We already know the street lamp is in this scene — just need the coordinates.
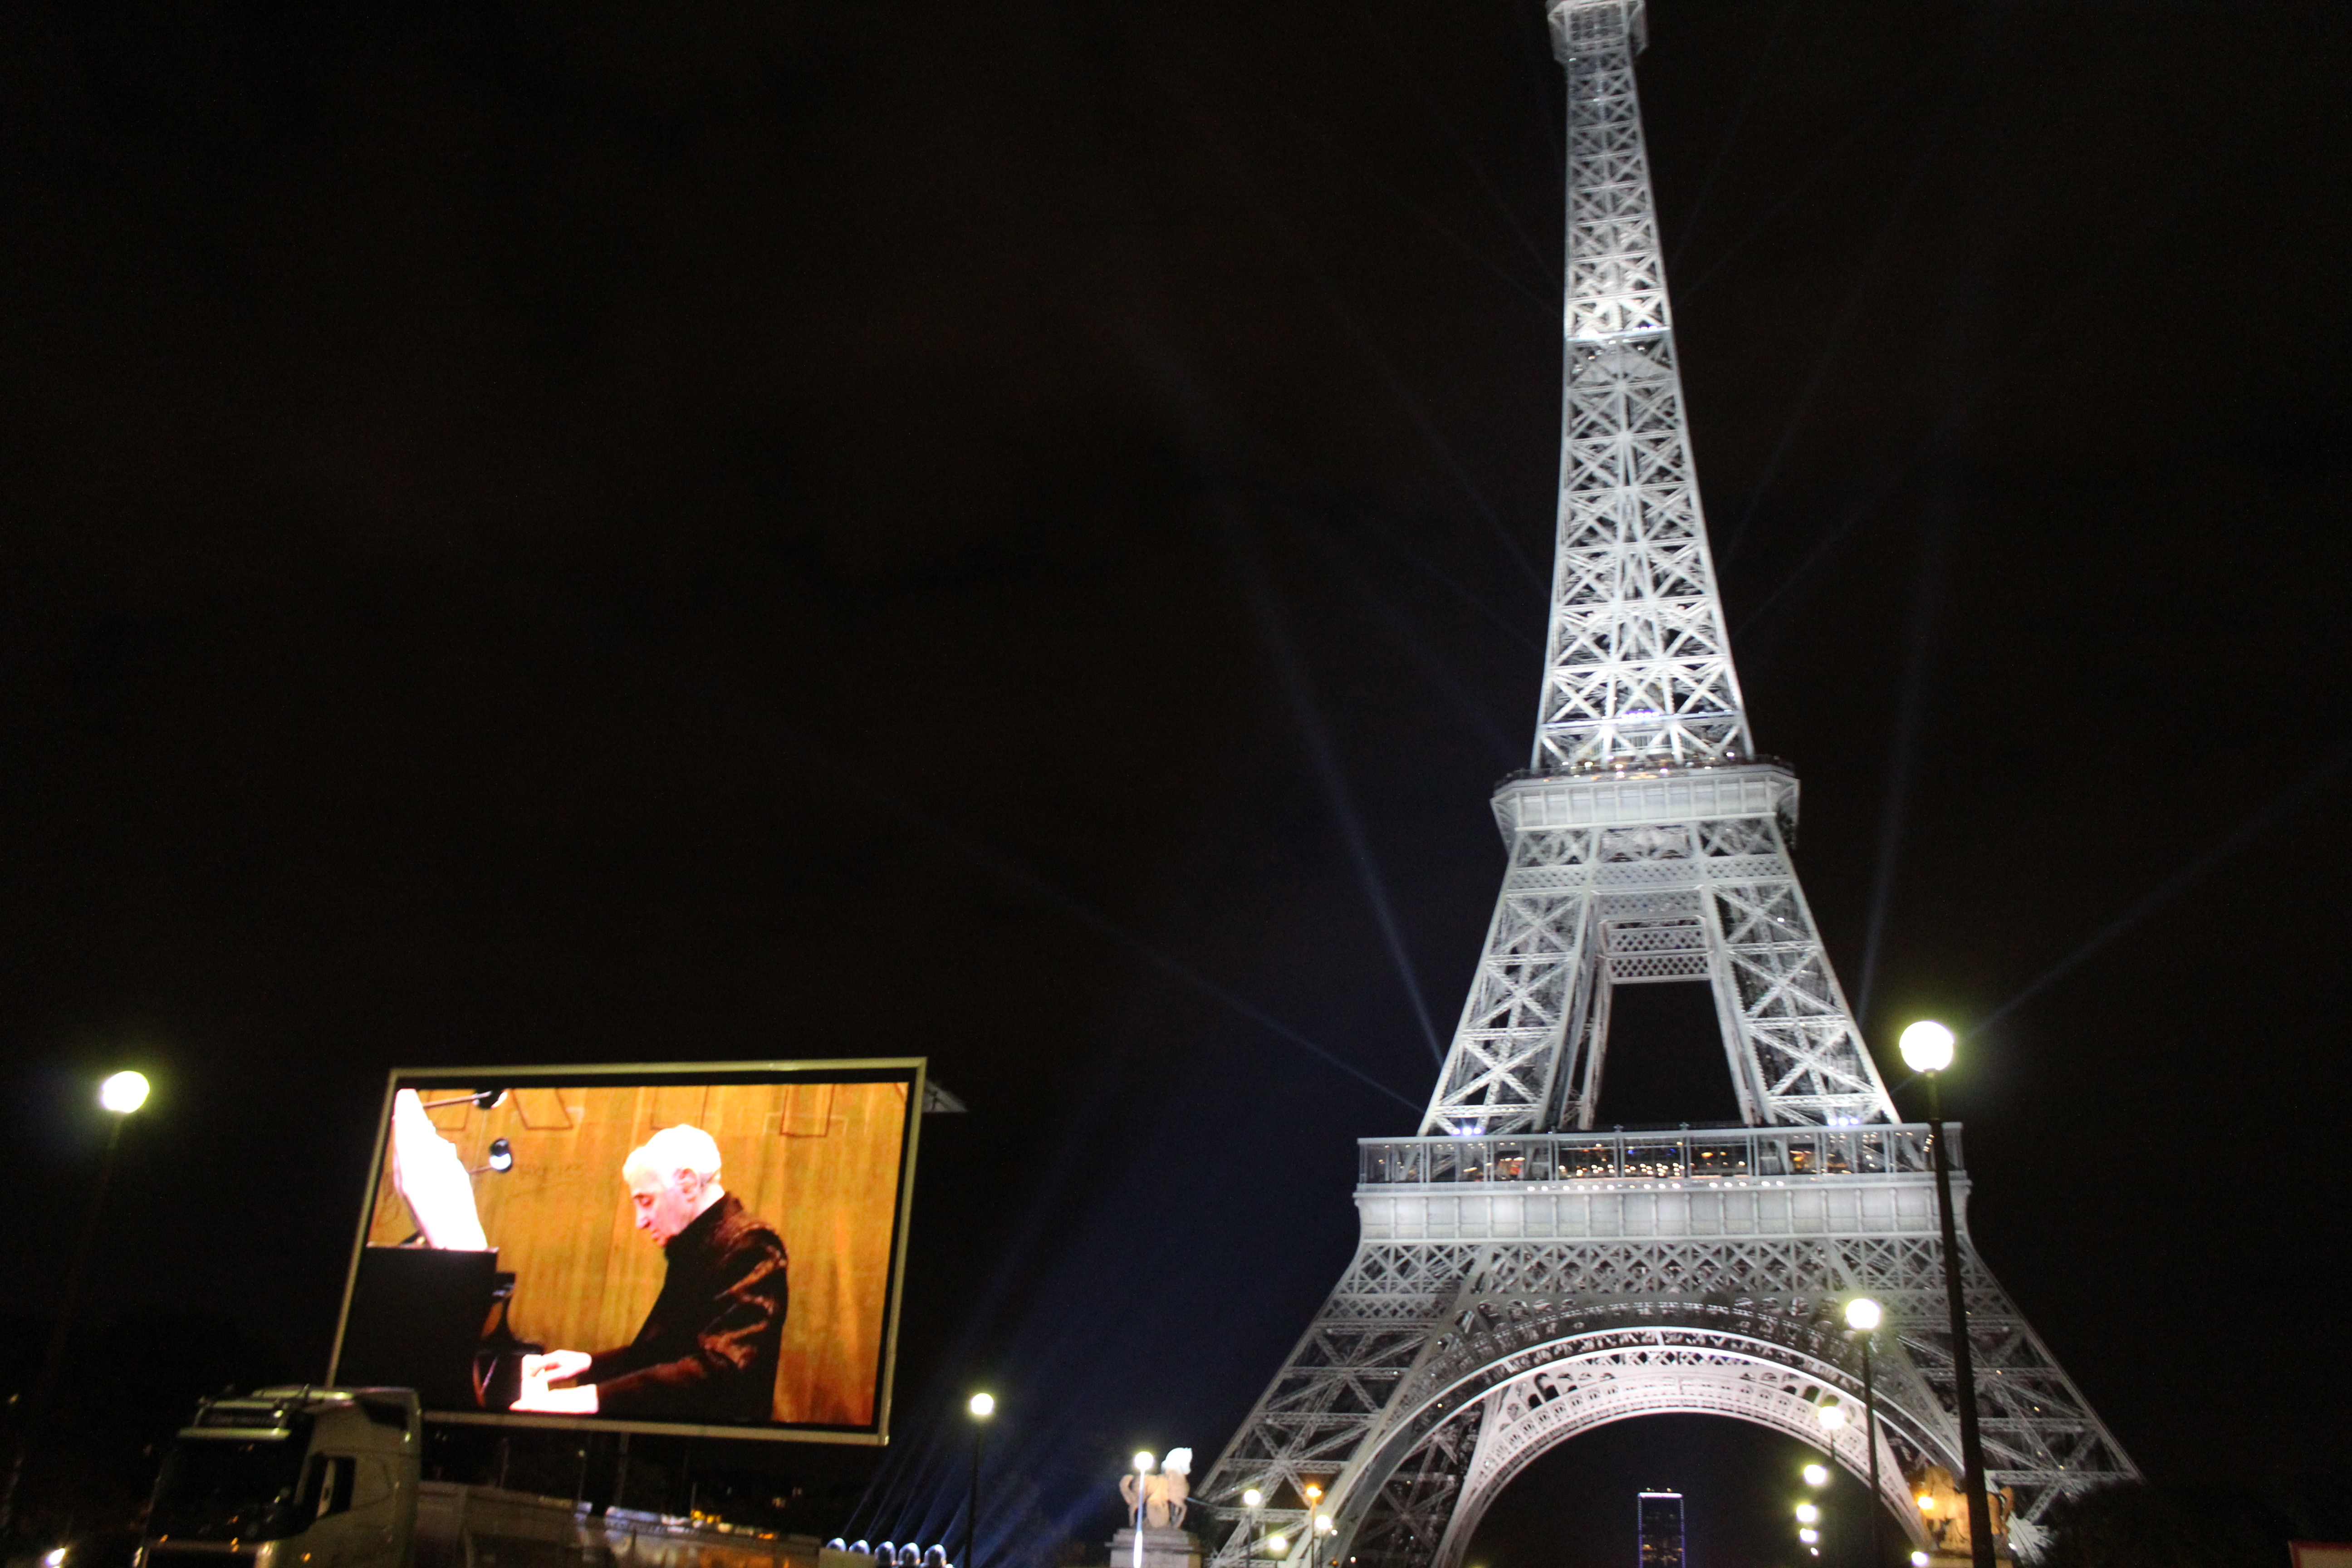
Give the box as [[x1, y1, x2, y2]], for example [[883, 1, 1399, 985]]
[[1241, 1489, 1264, 1568], [1131, 1454, 1156, 1568], [1900, 1020, 1996, 1568], [1802, 1464, 1829, 1489], [964, 1394, 994, 1568], [1847, 1296, 1885, 1568], [1300, 1483, 1324, 1568], [0, 1069, 152, 1533]]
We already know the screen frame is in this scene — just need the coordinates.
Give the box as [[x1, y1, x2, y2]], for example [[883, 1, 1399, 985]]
[[327, 1058, 927, 1446]]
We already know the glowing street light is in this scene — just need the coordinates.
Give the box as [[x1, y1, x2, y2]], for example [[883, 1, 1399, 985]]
[[1898, 1020, 1955, 1073], [1817, 1401, 1848, 1431], [99, 1071, 150, 1114], [1801, 1464, 1829, 1489], [1798, 1528, 1819, 1544], [1795, 1504, 1820, 1525], [1901, 1018, 1995, 1568], [1912, 1554, 1931, 1567]]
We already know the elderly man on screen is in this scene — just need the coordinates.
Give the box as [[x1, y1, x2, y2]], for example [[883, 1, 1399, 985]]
[[512, 1124, 789, 1421]]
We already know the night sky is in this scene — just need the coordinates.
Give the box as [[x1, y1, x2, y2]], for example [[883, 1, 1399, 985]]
[[4, 0, 2349, 1563]]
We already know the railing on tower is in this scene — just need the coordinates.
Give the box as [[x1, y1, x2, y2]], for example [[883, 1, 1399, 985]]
[[1361, 1123, 1956, 1185]]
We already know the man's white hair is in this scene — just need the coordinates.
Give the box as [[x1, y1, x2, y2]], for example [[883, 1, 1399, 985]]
[[623, 1123, 723, 1184]]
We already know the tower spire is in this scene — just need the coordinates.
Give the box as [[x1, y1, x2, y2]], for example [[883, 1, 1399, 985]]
[[1538, 0, 1748, 771]]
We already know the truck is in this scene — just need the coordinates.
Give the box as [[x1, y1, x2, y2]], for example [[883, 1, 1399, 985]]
[[136, 1388, 421, 1568], [134, 1389, 828, 1568]]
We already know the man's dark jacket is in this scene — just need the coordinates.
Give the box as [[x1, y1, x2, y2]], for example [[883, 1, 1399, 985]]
[[585, 1192, 788, 1421]]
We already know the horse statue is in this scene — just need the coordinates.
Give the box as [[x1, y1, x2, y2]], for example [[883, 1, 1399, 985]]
[[1119, 1449, 1192, 1529]]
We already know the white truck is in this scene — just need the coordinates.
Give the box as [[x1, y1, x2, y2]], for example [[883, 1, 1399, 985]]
[[134, 1388, 823, 1568], [136, 1388, 421, 1568]]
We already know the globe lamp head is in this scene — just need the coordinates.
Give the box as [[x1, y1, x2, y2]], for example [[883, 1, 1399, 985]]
[[1801, 1464, 1829, 1488], [968, 1392, 995, 1419], [1845, 1297, 1882, 1332], [1795, 1504, 1819, 1524], [1243, 1490, 1264, 1509], [1898, 1020, 1955, 1073], [99, 1071, 150, 1114], [1134, 1452, 1155, 1474], [1817, 1402, 1848, 1431]]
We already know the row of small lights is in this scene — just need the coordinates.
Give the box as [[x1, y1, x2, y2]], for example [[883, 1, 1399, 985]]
[[1797, 1446, 1930, 1567]]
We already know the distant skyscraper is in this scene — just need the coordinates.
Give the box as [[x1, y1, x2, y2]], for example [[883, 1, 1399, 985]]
[[1636, 1493, 1684, 1568]]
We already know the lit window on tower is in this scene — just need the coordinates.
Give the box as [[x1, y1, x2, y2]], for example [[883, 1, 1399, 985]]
[[1637, 1492, 1685, 1568]]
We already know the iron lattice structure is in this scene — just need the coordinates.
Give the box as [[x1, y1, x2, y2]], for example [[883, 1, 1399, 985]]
[[1196, 3, 2135, 1563]]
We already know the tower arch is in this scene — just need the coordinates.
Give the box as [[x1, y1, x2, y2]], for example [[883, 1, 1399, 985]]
[[1338, 1329, 1935, 1568]]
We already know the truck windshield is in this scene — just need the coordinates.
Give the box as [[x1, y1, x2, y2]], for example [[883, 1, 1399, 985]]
[[148, 1427, 316, 1542]]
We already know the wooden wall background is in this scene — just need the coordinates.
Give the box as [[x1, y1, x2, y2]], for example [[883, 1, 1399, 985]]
[[363, 1081, 909, 1426]]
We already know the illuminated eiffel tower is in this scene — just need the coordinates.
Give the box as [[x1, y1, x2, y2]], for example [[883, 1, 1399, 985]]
[[1196, 3, 2134, 1562]]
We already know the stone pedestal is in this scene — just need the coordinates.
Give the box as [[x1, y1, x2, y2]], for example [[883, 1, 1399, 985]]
[[1108, 1528, 1201, 1568]]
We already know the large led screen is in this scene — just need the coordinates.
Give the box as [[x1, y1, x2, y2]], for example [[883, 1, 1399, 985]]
[[329, 1062, 924, 1443]]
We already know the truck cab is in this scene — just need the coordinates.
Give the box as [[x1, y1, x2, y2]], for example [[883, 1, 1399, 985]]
[[138, 1389, 421, 1568]]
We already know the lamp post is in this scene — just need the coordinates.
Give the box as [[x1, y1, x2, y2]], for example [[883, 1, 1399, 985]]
[[1131, 1453, 1156, 1568], [1901, 1021, 1995, 1568], [1241, 1489, 1264, 1568], [0, 1071, 151, 1534], [1846, 1297, 1884, 1568], [964, 1394, 994, 1568]]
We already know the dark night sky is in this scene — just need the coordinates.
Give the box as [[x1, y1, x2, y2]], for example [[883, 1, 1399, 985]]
[[4, 0, 2350, 1562]]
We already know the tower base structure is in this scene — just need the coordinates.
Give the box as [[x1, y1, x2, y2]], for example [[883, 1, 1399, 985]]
[[1196, 1125, 2131, 1566]]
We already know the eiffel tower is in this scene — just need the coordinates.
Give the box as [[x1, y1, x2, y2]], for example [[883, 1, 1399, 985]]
[[1196, 3, 2135, 1562]]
